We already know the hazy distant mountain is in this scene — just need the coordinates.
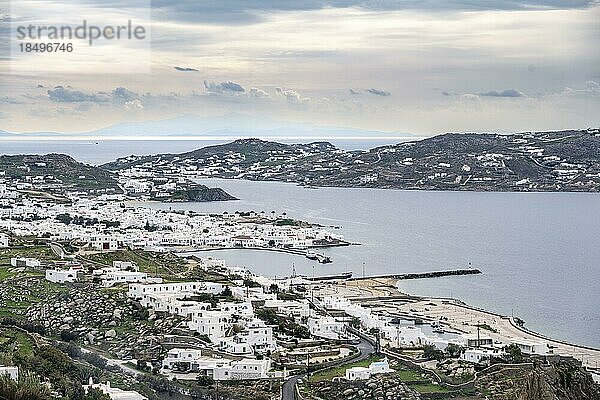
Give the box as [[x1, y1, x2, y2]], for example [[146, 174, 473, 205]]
[[0, 113, 410, 139]]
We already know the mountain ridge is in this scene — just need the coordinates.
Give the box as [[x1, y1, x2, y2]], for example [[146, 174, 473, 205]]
[[101, 129, 600, 192]]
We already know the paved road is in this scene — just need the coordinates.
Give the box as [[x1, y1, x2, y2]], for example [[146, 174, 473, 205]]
[[281, 337, 375, 400], [49, 242, 66, 259]]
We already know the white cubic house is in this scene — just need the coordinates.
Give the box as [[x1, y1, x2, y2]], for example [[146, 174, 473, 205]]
[[45, 268, 79, 283], [0, 366, 18, 381], [345, 358, 393, 381], [0, 234, 8, 248], [11, 257, 41, 268]]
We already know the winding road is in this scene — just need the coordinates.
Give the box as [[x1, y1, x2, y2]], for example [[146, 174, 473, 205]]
[[281, 337, 375, 400]]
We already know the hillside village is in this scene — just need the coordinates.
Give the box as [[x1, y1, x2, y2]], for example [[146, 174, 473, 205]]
[[104, 129, 600, 192], [1, 132, 600, 400]]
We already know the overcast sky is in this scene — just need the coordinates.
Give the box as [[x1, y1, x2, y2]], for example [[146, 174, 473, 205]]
[[0, 0, 599, 135]]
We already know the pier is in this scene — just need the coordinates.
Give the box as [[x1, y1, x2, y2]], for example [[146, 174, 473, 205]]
[[347, 268, 482, 281]]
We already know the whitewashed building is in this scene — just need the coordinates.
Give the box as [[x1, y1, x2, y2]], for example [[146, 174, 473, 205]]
[[113, 261, 139, 271], [11, 257, 41, 268], [162, 348, 271, 381], [128, 281, 224, 299], [307, 316, 345, 340], [90, 235, 122, 251], [83, 380, 146, 400], [0, 366, 18, 381], [345, 358, 393, 381], [102, 270, 158, 287], [45, 268, 79, 283], [188, 310, 232, 341], [461, 348, 504, 365], [513, 339, 551, 355], [0, 234, 8, 248]]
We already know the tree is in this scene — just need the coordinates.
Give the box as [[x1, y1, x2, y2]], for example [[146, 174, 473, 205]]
[[349, 317, 361, 329], [137, 359, 150, 372], [82, 388, 111, 400], [503, 344, 524, 363], [423, 344, 444, 361], [0, 374, 51, 400], [220, 286, 233, 298], [60, 330, 78, 342], [446, 343, 463, 358], [196, 375, 214, 386], [269, 283, 279, 293], [243, 278, 260, 288]]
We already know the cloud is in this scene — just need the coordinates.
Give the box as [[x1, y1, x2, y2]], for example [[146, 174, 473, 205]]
[[47, 87, 109, 103], [204, 80, 245, 94], [174, 66, 198, 72], [585, 80, 600, 91], [125, 99, 144, 110], [349, 88, 360, 95], [0, 96, 23, 104], [111, 87, 139, 102], [460, 93, 482, 101], [47, 86, 142, 105], [249, 87, 270, 97], [366, 88, 391, 96], [478, 89, 525, 97], [276, 87, 310, 104], [149, 1, 597, 24]]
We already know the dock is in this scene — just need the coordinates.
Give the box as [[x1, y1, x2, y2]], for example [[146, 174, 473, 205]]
[[347, 268, 481, 281]]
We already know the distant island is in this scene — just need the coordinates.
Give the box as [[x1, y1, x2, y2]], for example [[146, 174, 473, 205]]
[[103, 129, 600, 192]]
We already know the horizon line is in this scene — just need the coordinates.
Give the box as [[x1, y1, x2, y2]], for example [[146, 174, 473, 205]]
[[0, 135, 432, 142]]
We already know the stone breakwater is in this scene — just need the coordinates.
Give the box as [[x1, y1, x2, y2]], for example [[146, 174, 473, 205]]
[[347, 269, 482, 281]]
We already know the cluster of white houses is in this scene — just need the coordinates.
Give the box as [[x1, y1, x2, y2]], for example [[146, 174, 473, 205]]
[[127, 278, 300, 381], [44, 260, 163, 286], [320, 295, 553, 365], [0, 195, 342, 253], [161, 348, 273, 380]]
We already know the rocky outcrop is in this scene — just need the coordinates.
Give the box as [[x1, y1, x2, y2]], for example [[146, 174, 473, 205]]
[[165, 185, 238, 202], [305, 374, 421, 400], [24, 282, 183, 360], [475, 357, 600, 400]]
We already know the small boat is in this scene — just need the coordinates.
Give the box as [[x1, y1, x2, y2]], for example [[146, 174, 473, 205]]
[[317, 255, 332, 264], [306, 250, 318, 260]]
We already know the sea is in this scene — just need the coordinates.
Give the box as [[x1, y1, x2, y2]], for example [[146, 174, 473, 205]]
[[2, 139, 599, 348]]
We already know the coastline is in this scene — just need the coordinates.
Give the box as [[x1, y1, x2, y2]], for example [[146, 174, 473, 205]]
[[176, 243, 600, 369], [325, 277, 600, 372]]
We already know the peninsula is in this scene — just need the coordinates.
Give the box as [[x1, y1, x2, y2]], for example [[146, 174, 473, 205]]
[[103, 129, 600, 192]]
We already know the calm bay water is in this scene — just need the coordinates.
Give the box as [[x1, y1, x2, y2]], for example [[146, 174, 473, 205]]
[[146, 179, 600, 348], [2, 140, 599, 347]]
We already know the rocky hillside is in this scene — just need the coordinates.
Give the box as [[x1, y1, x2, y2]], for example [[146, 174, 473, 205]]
[[103, 129, 600, 192], [475, 357, 600, 400], [0, 153, 120, 193], [156, 184, 238, 202]]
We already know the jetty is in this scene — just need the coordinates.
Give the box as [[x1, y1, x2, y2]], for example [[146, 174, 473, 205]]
[[303, 271, 353, 281], [347, 268, 481, 281]]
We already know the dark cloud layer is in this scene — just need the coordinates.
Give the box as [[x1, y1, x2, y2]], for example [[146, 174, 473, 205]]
[[47, 86, 140, 103], [204, 80, 245, 93], [145, 1, 598, 23], [174, 66, 198, 72], [367, 88, 391, 96], [479, 89, 525, 97]]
